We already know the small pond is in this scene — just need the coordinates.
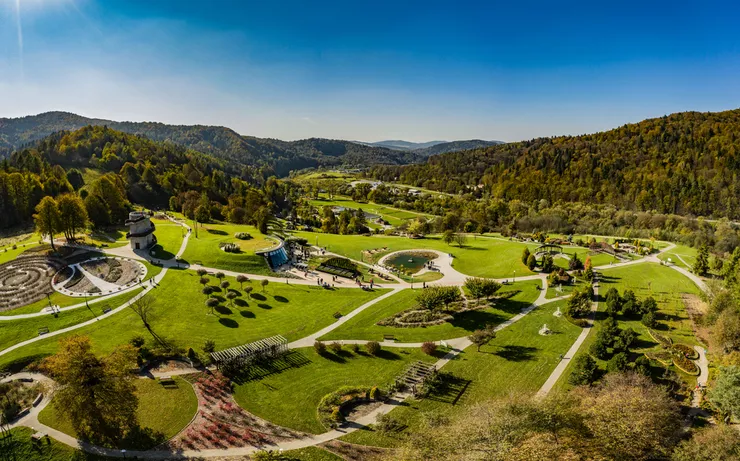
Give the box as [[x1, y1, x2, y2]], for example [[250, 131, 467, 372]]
[[386, 252, 436, 274]]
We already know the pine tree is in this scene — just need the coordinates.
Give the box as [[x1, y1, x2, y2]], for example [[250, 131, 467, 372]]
[[694, 244, 710, 276]]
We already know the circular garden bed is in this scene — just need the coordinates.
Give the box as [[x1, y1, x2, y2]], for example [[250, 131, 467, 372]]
[[0, 256, 66, 312]]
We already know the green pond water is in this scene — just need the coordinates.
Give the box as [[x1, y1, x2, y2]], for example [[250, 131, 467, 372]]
[[386, 253, 434, 273]]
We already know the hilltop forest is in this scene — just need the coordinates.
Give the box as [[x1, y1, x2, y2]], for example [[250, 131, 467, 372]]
[[370, 110, 740, 219]]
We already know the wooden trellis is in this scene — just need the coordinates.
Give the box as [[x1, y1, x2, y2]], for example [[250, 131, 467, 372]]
[[210, 335, 288, 369], [395, 361, 437, 396]]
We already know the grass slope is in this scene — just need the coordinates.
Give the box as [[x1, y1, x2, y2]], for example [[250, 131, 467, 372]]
[[181, 221, 275, 274], [232, 346, 436, 434], [552, 262, 703, 392], [0, 270, 386, 369], [321, 280, 541, 343], [340, 299, 580, 447], [39, 376, 197, 449]]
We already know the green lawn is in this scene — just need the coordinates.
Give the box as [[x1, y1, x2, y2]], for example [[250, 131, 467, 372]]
[[658, 244, 698, 271], [0, 270, 387, 369], [3, 427, 114, 460], [340, 298, 580, 448], [546, 278, 587, 299], [309, 195, 434, 227], [283, 447, 343, 460], [297, 232, 541, 279], [149, 218, 186, 260], [321, 280, 541, 343], [180, 221, 276, 274], [232, 346, 436, 434], [0, 289, 144, 353], [552, 262, 703, 392], [39, 376, 197, 449]]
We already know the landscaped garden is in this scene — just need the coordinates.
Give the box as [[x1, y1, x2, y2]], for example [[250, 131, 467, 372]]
[[339, 299, 581, 448], [148, 217, 186, 260], [39, 375, 198, 449], [180, 221, 277, 274], [321, 280, 541, 343], [232, 346, 437, 434], [553, 262, 703, 392], [0, 269, 388, 370]]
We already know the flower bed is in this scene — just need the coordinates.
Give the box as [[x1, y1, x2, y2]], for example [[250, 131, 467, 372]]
[[671, 353, 700, 375], [647, 329, 673, 347], [672, 343, 699, 360], [317, 386, 382, 429], [645, 351, 673, 366]]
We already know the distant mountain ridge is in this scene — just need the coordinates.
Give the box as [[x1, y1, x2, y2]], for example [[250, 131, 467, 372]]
[[360, 139, 504, 156], [0, 112, 422, 176]]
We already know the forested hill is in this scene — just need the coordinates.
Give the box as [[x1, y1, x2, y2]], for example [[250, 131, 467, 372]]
[[411, 139, 503, 157], [1, 125, 302, 231], [0, 112, 420, 176], [369, 109, 740, 218]]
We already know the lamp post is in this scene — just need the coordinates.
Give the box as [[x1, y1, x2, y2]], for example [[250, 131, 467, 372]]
[[513, 270, 516, 283], [121, 449, 126, 459]]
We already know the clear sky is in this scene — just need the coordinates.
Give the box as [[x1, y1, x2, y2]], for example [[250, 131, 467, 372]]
[[1, 0, 739, 142]]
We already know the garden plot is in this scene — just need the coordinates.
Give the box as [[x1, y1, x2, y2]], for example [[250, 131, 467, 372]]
[[55, 257, 147, 297], [0, 256, 66, 312]]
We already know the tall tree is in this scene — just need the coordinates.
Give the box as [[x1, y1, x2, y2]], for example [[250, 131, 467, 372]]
[[41, 336, 139, 446], [694, 244, 710, 276], [33, 196, 61, 250], [56, 193, 88, 241]]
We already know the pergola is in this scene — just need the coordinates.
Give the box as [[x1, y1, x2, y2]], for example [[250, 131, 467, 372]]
[[395, 361, 437, 396], [210, 335, 288, 369], [535, 243, 563, 255]]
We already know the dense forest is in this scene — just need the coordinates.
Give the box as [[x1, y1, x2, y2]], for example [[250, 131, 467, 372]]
[[0, 126, 300, 232], [369, 109, 740, 218], [0, 112, 421, 177]]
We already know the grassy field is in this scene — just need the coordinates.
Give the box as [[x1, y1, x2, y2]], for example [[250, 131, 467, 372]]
[[309, 195, 434, 227], [149, 218, 186, 260], [298, 232, 542, 279], [39, 376, 198, 449], [0, 270, 387, 369], [552, 262, 703, 392], [4, 427, 114, 460], [232, 346, 437, 434], [181, 221, 276, 274], [0, 288, 144, 353], [340, 298, 580, 447], [657, 244, 698, 270], [283, 447, 343, 460], [321, 280, 541, 343]]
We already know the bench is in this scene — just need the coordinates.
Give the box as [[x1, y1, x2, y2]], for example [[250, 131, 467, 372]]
[[38, 327, 49, 336], [102, 307, 112, 314], [159, 376, 175, 385], [333, 311, 343, 319], [383, 335, 396, 342]]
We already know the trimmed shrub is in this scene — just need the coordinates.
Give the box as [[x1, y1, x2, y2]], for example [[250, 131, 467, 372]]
[[351, 344, 360, 354], [365, 341, 381, 355], [203, 339, 216, 353], [329, 342, 342, 353], [421, 341, 437, 356], [234, 232, 252, 240], [314, 341, 327, 355]]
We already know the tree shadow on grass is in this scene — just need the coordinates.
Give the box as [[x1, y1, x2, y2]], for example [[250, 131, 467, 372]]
[[120, 425, 166, 450], [227, 351, 312, 384], [206, 229, 228, 235], [493, 345, 538, 362], [374, 349, 401, 360], [320, 352, 347, 363], [234, 298, 248, 307], [240, 310, 255, 318], [426, 374, 471, 406], [274, 295, 289, 303], [491, 298, 533, 315], [215, 305, 233, 315], [251, 293, 266, 301], [257, 303, 272, 309], [219, 318, 239, 328], [449, 310, 507, 332]]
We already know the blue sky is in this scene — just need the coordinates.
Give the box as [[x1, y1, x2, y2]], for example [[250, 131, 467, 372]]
[[0, 0, 739, 141]]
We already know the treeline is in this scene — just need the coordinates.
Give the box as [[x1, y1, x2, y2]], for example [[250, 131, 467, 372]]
[[369, 109, 740, 219], [1, 126, 302, 232]]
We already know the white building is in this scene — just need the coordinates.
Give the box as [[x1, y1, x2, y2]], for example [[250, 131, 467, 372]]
[[125, 211, 155, 250]]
